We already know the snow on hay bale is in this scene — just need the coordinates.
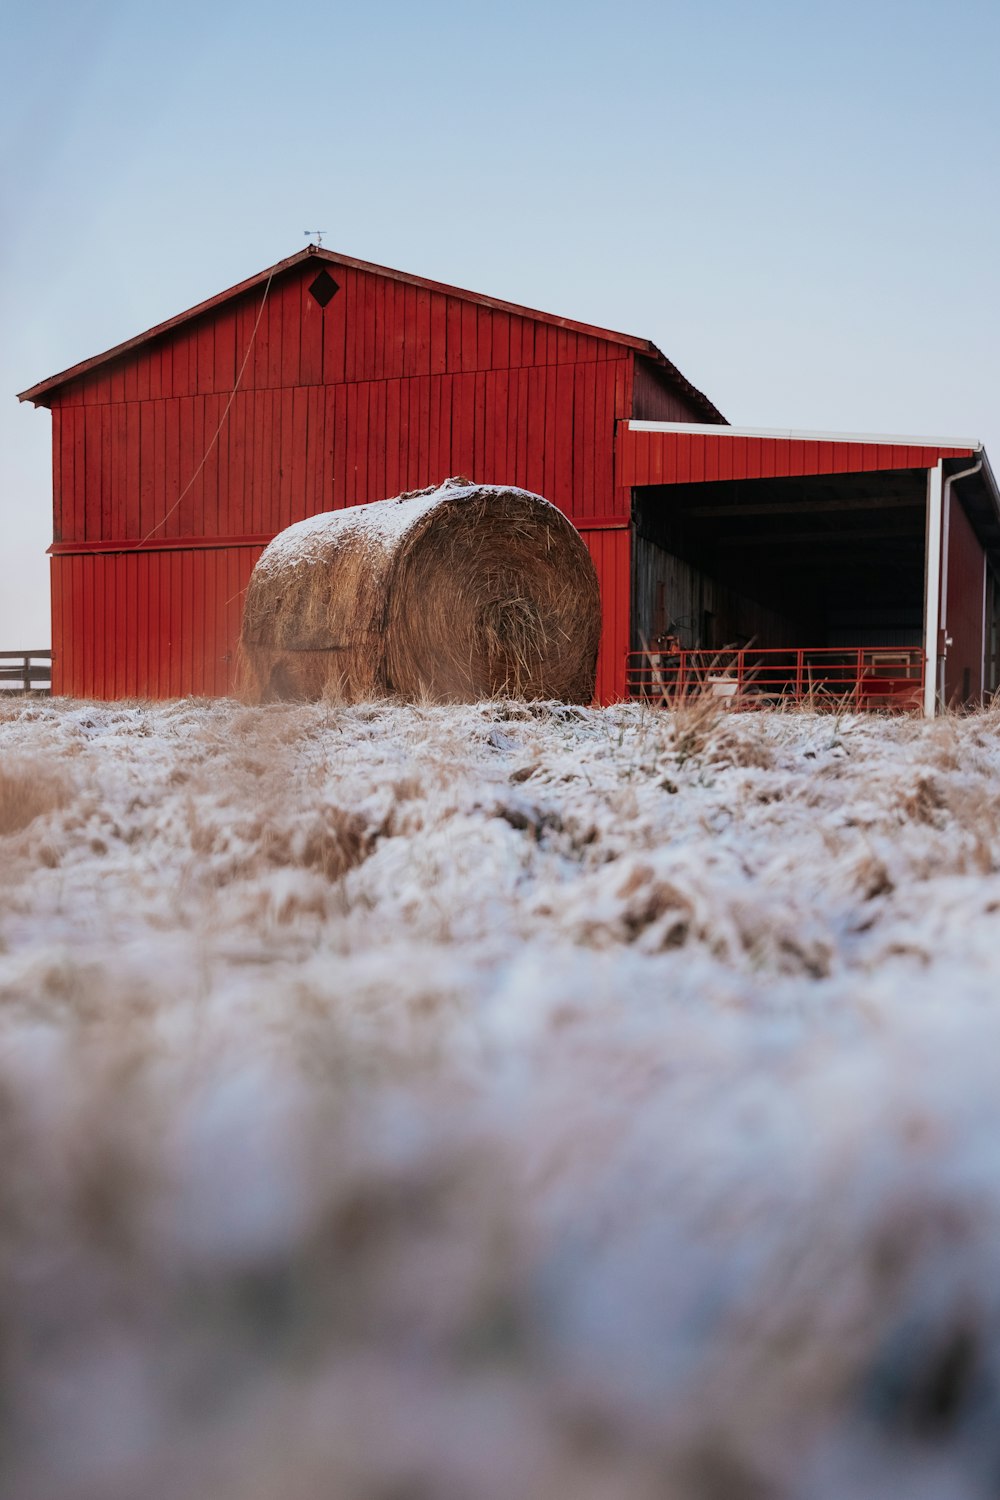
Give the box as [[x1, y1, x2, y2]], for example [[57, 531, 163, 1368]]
[[239, 478, 602, 704]]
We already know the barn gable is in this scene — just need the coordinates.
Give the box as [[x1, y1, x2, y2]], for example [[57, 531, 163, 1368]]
[[21, 248, 722, 551], [19, 247, 722, 420]]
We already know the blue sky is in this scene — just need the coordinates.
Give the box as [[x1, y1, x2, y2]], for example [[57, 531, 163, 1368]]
[[3, 0, 998, 645]]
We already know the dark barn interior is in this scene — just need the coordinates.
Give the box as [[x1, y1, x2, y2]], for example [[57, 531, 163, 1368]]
[[632, 469, 930, 653]]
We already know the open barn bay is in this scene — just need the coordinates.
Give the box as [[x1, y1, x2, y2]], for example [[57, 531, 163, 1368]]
[[2, 697, 1000, 1499]]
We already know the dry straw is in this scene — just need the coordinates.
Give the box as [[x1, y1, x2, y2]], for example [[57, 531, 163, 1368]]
[[239, 478, 602, 704]]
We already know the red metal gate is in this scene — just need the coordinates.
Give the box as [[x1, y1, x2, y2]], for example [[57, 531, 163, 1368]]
[[626, 646, 924, 711]]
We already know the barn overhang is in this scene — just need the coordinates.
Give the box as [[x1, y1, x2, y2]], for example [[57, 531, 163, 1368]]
[[618, 421, 1000, 715], [618, 417, 1000, 573], [620, 419, 979, 493]]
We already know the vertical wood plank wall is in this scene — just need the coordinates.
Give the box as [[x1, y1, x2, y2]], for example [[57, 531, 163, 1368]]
[[50, 547, 263, 698], [46, 262, 716, 702], [630, 533, 800, 653], [581, 529, 631, 703], [632, 357, 705, 423], [51, 266, 643, 544], [48, 263, 708, 702]]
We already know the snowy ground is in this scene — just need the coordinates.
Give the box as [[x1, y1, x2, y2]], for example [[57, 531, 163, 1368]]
[[2, 695, 1000, 1499]]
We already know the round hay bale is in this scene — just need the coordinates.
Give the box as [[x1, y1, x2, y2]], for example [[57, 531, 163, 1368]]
[[239, 478, 601, 704]]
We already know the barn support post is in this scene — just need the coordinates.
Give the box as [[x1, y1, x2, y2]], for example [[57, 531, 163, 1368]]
[[925, 455, 985, 714], [981, 549, 988, 702], [924, 462, 944, 718], [939, 457, 984, 710]]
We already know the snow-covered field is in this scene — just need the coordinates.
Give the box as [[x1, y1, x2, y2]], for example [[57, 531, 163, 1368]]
[[2, 695, 1000, 1499]]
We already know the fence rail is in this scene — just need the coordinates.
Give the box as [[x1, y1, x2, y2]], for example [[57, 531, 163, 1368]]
[[0, 651, 53, 695], [626, 646, 924, 712]]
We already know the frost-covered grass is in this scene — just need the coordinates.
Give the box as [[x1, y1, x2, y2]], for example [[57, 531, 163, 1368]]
[[2, 695, 1000, 1499]]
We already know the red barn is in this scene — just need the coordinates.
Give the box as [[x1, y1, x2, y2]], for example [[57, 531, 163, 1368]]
[[18, 245, 1000, 711]]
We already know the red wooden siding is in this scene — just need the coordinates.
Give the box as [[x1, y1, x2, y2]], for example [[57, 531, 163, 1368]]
[[582, 528, 631, 703], [52, 364, 630, 542], [619, 424, 975, 488], [943, 493, 986, 706], [44, 258, 665, 702], [52, 532, 628, 705], [50, 546, 262, 699], [50, 259, 641, 544], [56, 267, 626, 408], [632, 358, 711, 423]]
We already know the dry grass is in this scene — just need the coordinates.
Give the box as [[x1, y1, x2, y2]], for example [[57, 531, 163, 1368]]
[[0, 698, 1000, 1498], [0, 756, 70, 835]]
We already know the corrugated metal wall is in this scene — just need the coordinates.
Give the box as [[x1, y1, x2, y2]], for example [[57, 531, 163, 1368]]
[[943, 494, 986, 706]]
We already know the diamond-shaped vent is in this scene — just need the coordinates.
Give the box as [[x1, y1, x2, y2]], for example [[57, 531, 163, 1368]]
[[308, 269, 340, 308]]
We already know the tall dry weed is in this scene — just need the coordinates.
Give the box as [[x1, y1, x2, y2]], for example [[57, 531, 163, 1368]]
[[0, 758, 69, 836], [669, 689, 726, 766]]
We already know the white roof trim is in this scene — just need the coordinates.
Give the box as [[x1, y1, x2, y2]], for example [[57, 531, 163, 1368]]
[[627, 419, 981, 451]]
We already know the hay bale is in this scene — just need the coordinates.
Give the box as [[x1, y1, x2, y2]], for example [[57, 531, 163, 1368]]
[[239, 478, 602, 704]]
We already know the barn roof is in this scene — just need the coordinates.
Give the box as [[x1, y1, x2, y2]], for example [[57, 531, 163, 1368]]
[[17, 246, 725, 421]]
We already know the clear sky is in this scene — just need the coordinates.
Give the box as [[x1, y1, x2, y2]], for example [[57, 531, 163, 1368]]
[[2, 0, 998, 646]]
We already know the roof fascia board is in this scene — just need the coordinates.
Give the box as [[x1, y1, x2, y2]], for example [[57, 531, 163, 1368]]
[[627, 418, 980, 451]]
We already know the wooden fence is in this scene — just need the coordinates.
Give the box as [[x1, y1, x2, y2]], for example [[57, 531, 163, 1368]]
[[0, 651, 52, 694]]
